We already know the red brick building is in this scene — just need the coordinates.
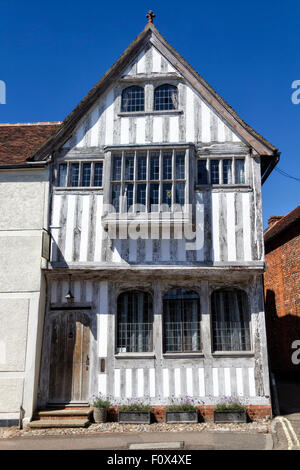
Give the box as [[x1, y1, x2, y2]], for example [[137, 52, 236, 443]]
[[264, 206, 300, 373]]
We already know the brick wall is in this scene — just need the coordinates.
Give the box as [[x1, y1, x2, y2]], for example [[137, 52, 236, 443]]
[[264, 220, 300, 371]]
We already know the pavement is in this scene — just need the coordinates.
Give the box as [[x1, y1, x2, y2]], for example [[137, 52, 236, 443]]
[[1, 413, 300, 450], [272, 414, 300, 450], [0, 430, 273, 451]]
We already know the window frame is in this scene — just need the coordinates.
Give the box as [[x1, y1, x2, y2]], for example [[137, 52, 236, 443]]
[[115, 290, 154, 355], [121, 85, 145, 113], [154, 84, 178, 111], [196, 156, 248, 187], [210, 288, 253, 354], [56, 160, 104, 189], [109, 147, 190, 214], [162, 288, 202, 354]]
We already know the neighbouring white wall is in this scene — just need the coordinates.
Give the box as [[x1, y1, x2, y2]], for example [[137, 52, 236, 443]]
[[0, 168, 49, 424]]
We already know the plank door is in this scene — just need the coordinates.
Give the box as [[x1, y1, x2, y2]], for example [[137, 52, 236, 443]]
[[48, 311, 91, 403]]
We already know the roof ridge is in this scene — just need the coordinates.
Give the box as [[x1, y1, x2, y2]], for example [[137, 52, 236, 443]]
[[0, 122, 62, 127]]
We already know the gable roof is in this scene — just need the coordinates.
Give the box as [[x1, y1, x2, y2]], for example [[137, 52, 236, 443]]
[[26, 23, 279, 180], [0, 122, 61, 166], [265, 205, 300, 245]]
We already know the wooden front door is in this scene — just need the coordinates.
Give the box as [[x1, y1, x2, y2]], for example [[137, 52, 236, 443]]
[[48, 311, 91, 403]]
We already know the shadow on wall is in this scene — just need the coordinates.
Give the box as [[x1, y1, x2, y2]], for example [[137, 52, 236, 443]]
[[265, 289, 300, 414]]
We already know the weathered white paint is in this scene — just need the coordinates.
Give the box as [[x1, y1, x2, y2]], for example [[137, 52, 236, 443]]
[[217, 118, 226, 142], [0, 341, 6, 364], [163, 368, 169, 397], [114, 369, 121, 397], [65, 195, 76, 261], [51, 194, 61, 262], [120, 117, 130, 145], [195, 193, 205, 261], [169, 115, 179, 142], [136, 117, 145, 144], [198, 368, 205, 397], [212, 368, 219, 397], [98, 283, 108, 357], [226, 192, 236, 262], [248, 367, 256, 397], [98, 374, 107, 395], [79, 196, 90, 262], [136, 50, 146, 74], [224, 367, 231, 396], [212, 192, 220, 262], [185, 85, 195, 142], [137, 368, 144, 397], [152, 116, 163, 142], [105, 89, 114, 145], [149, 368, 156, 398], [242, 192, 252, 261], [202, 101, 211, 142], [174, 368, 181, 397], [236, 368, 244, 396], [126, 369, 132, 397], [94, 195, 103, 262], [152, 46, 161, 72], [186, 368, 193, 396]]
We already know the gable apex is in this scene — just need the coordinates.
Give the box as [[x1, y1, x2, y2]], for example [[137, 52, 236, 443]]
[[28, 22, 279, 178]]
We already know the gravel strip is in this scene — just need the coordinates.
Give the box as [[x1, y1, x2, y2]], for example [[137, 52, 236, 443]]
[[0, 420, 270, 439]]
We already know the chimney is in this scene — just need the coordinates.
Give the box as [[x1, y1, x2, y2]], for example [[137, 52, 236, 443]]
[[268, 216, 283, 228]]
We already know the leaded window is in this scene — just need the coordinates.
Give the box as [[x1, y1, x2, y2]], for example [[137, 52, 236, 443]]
[[154, 84, 178, 111], [110, 149, 187, 212], [121, 86, 144, 112], [211, 289, 251, 351], [57, 161, 103, 187], [116, 291, 153, 353], [163, 289, 201, 353], [197, 158, 246, 185]]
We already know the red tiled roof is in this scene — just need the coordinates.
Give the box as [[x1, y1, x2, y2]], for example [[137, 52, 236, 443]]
[[264, 205, 300, 244], [0, 122, 61, 165]]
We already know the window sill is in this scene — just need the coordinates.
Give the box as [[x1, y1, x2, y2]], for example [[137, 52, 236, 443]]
[[102, 212, 192, 230], [163, 352, 204, 359], [212, 351, 254, 357], [54, 186, 103, 191], [115, 353, 156, 359], [195, 184, 251, 191], [118, 110, 183, 117]]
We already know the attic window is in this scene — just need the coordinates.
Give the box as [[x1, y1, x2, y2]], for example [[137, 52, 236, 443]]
[[154, 84, 178, 111], [121, 86, 144, 112]]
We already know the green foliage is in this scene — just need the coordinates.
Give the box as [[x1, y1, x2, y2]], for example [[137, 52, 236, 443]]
[[166, 403, 196, 412], [215, 399, 245, 412], [90, 394, 111, 409], [119, 402, 151, 412]]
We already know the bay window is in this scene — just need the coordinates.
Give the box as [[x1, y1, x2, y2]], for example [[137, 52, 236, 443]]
[[110, 148, 188, 213]]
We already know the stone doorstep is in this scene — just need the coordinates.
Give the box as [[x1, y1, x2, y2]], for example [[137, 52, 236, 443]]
[[35, 408, 93, 419], [35, 409, 92, 419], [28, 419, 90, 429]]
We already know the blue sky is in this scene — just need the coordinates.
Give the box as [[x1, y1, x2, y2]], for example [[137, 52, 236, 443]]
[[0, 0, 299, 227]]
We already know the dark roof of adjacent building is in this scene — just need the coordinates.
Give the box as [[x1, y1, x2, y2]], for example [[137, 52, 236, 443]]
[[264, 205, 300, 244], [0, 122, 61, 166]]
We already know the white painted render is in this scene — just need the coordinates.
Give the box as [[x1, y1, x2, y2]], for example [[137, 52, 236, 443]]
[[0, 169, 48, 424]]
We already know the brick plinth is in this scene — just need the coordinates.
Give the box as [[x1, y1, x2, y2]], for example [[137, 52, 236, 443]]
[[107, 405, 271, 422]]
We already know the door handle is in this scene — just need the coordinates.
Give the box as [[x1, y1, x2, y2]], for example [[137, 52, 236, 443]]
[[86, 355, 89, 371]]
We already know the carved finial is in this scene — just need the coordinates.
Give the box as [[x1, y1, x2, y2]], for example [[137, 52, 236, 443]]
[[146, 10, 155, 24]]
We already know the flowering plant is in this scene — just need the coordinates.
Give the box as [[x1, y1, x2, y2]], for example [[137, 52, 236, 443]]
[[118, 398, 151, 412], [215, 396, 245, 411], [166, 395, 201, 412], [90, 393, 111, 409]]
